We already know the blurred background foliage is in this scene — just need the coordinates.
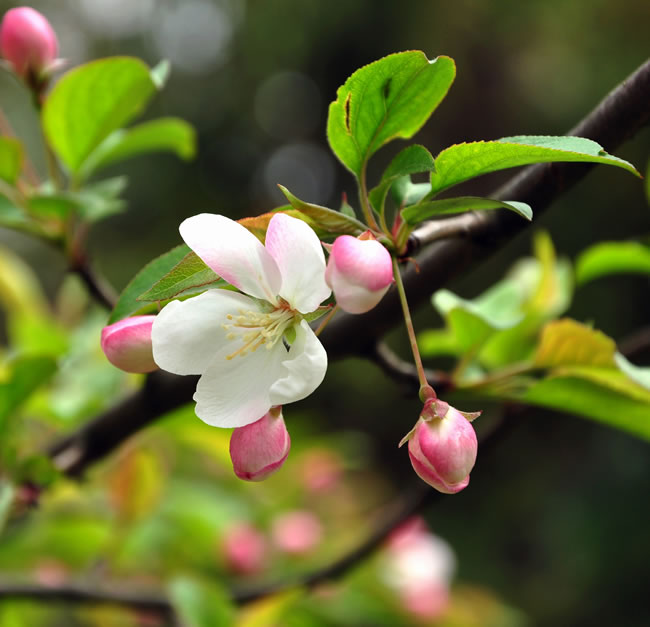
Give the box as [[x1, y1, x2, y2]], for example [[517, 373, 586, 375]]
[[0, 0, 649, 625]]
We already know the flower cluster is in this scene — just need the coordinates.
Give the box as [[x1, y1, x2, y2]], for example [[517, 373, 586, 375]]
[[101, 211, 479, 490]]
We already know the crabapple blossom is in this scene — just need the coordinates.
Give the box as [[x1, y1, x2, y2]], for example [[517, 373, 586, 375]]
[[151, 213, 331, 428], [405, 399, 479, 494], [101, 315, 157, 373], [271, 510, 323, 555], [0, 7, 58, 81], [325, 233, 393, 314], [229, 407, 291, 481], [384, 517, 456, 620], [222, 523, 268, 574]]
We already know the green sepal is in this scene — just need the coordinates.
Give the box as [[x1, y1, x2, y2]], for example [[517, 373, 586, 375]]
[[279, 185, 367, 236], [137, 251, 226, 302]]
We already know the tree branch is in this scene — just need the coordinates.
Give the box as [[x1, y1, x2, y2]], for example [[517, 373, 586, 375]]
[[46, 57, 650, 477], [369, 341, 453, 394]]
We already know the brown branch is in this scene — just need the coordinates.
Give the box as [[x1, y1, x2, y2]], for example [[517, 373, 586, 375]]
[[48, 371, 198, 476], [70, 258, 118, 311], [8, 410, 514, 613], [0, 580, 174, 621], [370, 341, 453, 394], [45, 57, 650, 478]]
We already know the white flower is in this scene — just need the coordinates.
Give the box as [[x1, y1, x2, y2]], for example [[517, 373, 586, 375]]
[[151, 213, 331, 428]]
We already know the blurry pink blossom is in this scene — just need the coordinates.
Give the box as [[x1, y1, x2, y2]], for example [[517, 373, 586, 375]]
[[300, 449, 343, 493], [222, 523, 268, 575], [0, 7, 58, 81], [272, 510, 322, 555], [384, 517, 456, 620]]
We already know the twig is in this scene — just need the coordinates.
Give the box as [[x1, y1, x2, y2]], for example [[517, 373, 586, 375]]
[[0, 580, 175, 624], [45, 58, 650, 477], [618, 326, 650, 361], [70, 258, 118, 311], [370, 341, 453, 394], [48, 371, 198, 476], [321, 56, 650, 360]]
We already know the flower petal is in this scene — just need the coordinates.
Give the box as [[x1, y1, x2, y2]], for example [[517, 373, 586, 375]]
[[193, 341, 286, 428], [264, 213, 331, 313], [180, 213, 281, 302], [269, 320, 327, 405], [151, 290, 257, 375]]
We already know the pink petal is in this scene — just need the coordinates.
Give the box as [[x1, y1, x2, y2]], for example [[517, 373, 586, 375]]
[[264, 213, 330, 313]]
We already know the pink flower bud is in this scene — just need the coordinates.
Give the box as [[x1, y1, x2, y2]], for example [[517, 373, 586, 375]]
[[0, 7, 58, 81], [222, 523, 267, 575], [406, 400, 478, 494], [229, 408, 290, 481], [271, 510, 322, 555], [101, 315, 158, 374], [325, 234, 393, 314]]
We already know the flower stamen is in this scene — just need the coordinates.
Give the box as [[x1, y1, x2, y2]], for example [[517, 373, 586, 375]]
[[223, 307, 297, 360]]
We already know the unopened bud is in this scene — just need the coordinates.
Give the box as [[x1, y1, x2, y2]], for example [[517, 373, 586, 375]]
[[406, 400, 478, 494], [325, 234, 393, 314], [229, 408, 290, 481], [0, 7, 58, 83], [101, 315, 157, 373]]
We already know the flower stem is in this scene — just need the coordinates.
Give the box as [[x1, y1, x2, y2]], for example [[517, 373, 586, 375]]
[[392, 257, 435, 402], [314, 305, 339, 337], [358, 163, 381, 232]]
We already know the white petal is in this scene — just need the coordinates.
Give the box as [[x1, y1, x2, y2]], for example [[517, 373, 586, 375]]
[[193, 341, 286, 428], [151, 290, 257, 375], [264, 213, 331, 313], [269, 320, 327, 405], [180, 213, 281, 302]]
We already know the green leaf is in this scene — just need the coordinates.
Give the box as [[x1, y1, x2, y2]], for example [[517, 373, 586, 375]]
[[28, 177, 127, 222], [0, 356, 57, 431], [575, 241, 650, 285], [0, 137, 22, 184], [279, 185, 367, 235], [327, 52, 455, 177], [428, 136, 640, 198], [137, 251, 226, 302], [368, 145, 435, 215], [79, 117, 196, 179], [0, 479, 14, 535], [42, 57, 157, 173], [108, 244, 191, 324], [392, 176, 431, 208], [614, 352, 650, 391], [521, 374, 650, 441], [28, 194, 78, 219], [168, 576, 235, 627], [534, 319, 616, 368], [339, 194, 357, 219], [150, 59, 171, 89], [402, 196, 532, 225]]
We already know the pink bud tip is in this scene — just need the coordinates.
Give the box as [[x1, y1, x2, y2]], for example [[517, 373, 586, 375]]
[[407, 403, 478, 494], [100, 315, 158, 374], [0, 7, 58, 80], [271, 510, 322, 555], [222, 523, 268, 575], [325, 234, 393, 314], [229, 409, 291, 481]]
